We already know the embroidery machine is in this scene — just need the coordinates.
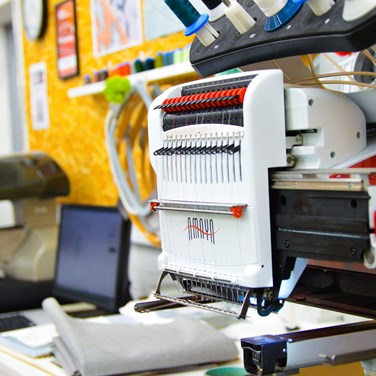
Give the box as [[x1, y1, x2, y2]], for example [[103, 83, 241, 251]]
[[134, 0, 376, 374], [141, 67, 376, 375]]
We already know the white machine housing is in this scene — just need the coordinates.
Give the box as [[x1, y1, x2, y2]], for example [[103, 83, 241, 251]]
[[148, 69, 367, 294]]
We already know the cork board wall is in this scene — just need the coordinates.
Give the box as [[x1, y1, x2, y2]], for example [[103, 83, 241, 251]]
[[23, 0, 193, 206]]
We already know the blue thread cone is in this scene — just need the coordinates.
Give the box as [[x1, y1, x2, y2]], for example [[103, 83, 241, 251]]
[[265, 0, 303, 31]]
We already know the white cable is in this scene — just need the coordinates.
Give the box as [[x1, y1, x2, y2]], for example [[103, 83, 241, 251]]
[[105, 105, 137, 215], [105, 96, 151, 217]]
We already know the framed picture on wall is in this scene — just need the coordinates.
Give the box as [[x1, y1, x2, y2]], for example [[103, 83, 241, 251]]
[[55, 0, 79, 79], [91, 0, 142, 57]]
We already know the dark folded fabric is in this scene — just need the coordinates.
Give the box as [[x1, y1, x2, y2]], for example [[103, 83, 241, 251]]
[[42, 298, 238, 376]]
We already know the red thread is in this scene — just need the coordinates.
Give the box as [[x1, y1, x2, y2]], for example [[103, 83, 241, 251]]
[[183, 225, 217, 237], [160, 88, 247, 113]]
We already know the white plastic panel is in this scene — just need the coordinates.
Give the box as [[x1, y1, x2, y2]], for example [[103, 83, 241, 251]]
[[149, 70, 287, 289]]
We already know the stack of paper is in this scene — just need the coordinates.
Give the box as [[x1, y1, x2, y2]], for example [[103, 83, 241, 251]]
[[0, 324, 56, 358]]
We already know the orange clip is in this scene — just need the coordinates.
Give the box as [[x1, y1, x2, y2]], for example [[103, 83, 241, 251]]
[[150, 202, 160, 212], [230, 206, 244, 219]]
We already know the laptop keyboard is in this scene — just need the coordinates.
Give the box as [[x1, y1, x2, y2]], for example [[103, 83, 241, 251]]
[[0, 312, 35, 333]]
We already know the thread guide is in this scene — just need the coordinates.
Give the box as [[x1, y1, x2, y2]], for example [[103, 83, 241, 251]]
[[190, 0, 376, 77]]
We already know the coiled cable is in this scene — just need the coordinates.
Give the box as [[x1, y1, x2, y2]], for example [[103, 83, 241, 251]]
[[105, 80, 161, 247]]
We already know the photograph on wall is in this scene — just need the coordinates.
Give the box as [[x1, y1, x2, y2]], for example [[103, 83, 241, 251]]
[[29, 62, 50, 130], [144, 0, 207, 40], [55, 0, 79, 79], [91, 0, 142, 57]]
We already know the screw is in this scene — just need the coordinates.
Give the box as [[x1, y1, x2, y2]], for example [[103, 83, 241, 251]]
[[350, 248, 357, 256], [285, 240, 290, 248]]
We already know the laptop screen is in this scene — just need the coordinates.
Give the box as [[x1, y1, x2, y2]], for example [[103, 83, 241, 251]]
[[53, 204, 131, 313]]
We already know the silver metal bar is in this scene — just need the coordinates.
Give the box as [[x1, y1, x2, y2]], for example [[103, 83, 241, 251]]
[[152, 206, 236, 216], [284, 321, 376, 371], [320, 349, 376, 366], [271, 178, 364, 191], [150, 199, 246, 208], [276, 168, 376, 175], [150, 199, 247, 217], [270, 168, 375, 191]]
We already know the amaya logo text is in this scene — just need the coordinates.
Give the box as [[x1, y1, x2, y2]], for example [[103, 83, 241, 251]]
[[185, 217, 217, 244]]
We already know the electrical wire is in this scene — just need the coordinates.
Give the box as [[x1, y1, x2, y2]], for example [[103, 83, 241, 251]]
[[362, 49, 376, 66], [284, 51, 376, 91], [291, 80, 376, 88], [307, 53, 324, 89], [287, 70, 376, 83]]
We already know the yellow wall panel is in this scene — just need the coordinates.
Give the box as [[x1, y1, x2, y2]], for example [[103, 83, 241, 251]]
[[23, 0, 191, 206]]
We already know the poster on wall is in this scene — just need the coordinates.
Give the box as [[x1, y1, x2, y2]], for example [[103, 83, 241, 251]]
[[144, 0, 208, 40], [91, 0, 142, 57], [55, 0, 79, 79], [29, 62, 50, 131]]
